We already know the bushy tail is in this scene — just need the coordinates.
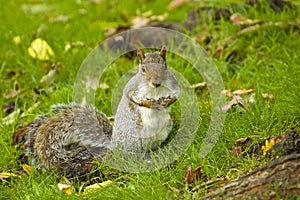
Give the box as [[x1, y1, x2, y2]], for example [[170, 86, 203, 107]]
[[13, 104, 113, 177]]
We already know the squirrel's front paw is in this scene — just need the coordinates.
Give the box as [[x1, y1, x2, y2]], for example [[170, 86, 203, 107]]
[[138, 98, 157, 108], [159, 96, 177, 107]]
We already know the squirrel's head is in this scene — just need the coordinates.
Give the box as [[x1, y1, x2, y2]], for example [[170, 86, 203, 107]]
[[137, 46, 168, 88]]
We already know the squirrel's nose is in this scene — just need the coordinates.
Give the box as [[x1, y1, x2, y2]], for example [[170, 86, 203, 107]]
[[152, 82, 161, 88]]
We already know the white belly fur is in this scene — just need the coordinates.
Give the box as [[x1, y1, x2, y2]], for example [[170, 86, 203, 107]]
[[137, 85, 173, 149]]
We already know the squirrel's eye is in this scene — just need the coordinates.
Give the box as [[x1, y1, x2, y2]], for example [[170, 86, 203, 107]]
[[141, 65, 146, 72]]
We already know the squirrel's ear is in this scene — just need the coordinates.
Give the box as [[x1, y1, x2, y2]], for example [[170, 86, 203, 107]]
[[137, 49, 145, 64], [160, 46, 166, 61]]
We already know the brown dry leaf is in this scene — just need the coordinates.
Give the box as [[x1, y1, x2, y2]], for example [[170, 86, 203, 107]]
[[184, 165, 203, 190], [0, 172, 21, 180], [184, 165, 193, 186], [58, 183, 73, 195], [21, 164, 32, 175], [232, 88, 253, 96], [131, 11, 168, 28], [28, 38, 55, 61], [235, 137, 252, 147], [213, 46, 224, 59], [131, 16, 150, 28], [262, 93, 275, 102], [167, 0, 187, 10], [232, 146, 243, 156], [230, 13, 260, 26], [222, 95, 245, 113], [221, 89, 232, 97]]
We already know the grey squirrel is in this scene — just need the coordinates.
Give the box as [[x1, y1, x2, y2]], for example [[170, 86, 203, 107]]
[[14, 47, 180, 177]]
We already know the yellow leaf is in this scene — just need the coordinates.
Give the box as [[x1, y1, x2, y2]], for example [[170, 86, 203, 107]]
[[13, 36, 22, 45], [261, 138, 275, 155], [28, 38, 55, 60], [0, 172, 21, 180], [58, 183, 73, 195], [22, 164, 32, 175], [83, 181, 112, 194]]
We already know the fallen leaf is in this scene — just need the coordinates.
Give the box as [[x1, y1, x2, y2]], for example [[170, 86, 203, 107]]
[[189, 82, 206, 90], [84, 181, 112, 194], [235, 137, 252, 147], [0, 172, 21, 180], [167, 0, 187, 10], [28, 38, 55, 61], [13, 36, 22, 45], [184, 165, 193, 189], [232, 146, 243, 156], [213, 46, 224, 58], [184, 165, 203, 190], [40, 64, 57, 86], [58, 183, 73, 195], [21, 164, 32, 175], [232, 88, 253, 96], [230, 13, 260, 26], [131, 11, 168, 29], [262, 93, 275, 102], [222, 95, 246, 113], [131, 16, 150, 28], [261, 138, 275, 156]]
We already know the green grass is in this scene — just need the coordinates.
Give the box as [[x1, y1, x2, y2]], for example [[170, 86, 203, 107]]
[[1, 0, 300, 199]]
